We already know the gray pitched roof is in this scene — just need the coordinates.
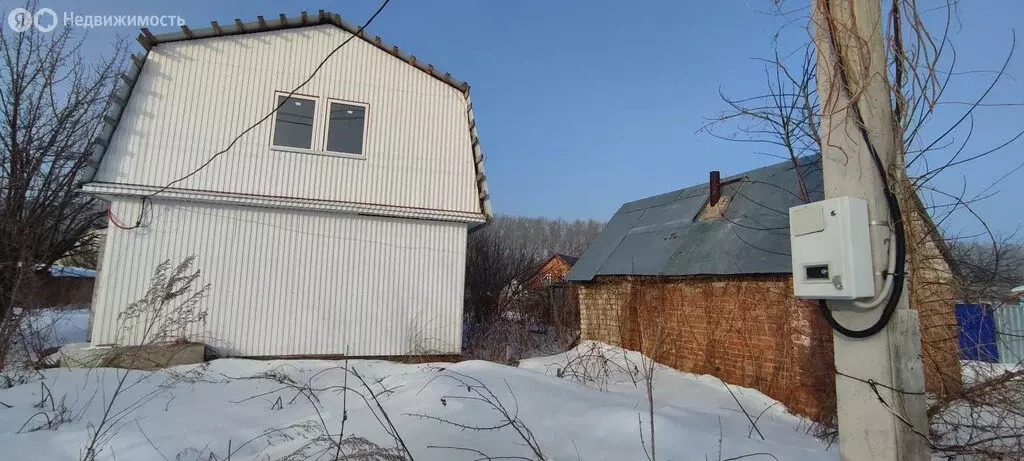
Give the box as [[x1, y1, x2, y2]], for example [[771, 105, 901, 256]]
[[566, 156, 823, 281]]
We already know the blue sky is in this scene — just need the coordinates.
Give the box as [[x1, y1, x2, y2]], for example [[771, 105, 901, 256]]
[[7, 0, 1022, 238]]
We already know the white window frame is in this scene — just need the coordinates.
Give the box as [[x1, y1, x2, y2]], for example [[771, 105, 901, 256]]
[[268, 92, 320, 152], [267, 93, 369, 161], [322, 98, 370, 159]]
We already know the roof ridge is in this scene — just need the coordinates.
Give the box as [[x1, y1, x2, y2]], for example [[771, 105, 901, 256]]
[[137, 10, 469, 94], [618, 155, 820, 210]]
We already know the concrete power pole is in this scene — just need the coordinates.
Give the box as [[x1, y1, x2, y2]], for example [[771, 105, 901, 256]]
[[812, 1, 930, 460]]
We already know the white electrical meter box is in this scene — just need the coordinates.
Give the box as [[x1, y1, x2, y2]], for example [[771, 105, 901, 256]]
[[789, 196, 874, 300]]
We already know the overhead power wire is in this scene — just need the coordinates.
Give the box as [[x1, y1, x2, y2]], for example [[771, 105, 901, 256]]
[[109, 0, 391, 229]]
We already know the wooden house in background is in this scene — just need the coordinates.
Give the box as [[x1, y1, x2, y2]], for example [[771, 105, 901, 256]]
[[529, 254, 579, 287]]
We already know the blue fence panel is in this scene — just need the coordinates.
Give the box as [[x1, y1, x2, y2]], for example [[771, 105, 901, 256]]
[[955, 303, 999, 362]]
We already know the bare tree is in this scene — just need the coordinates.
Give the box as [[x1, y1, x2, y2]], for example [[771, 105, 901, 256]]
[[483, 216, 604, 260], [0, 1, 128, 365], [464, 216, 603, 359], [464, 229, 541, 328], [948, 236, 1024, 303]]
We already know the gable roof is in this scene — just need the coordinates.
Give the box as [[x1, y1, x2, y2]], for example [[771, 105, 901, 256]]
[[135, 10, 469, 93], [83, 10, 492, 220], [528, 253, 581, 284], [566, 156, 824, 281]]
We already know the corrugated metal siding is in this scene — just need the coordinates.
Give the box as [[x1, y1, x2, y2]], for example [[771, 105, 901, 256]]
[[92, 197, 467, 356], [93, 24, 480, 217], [995, 304, 1024, 364]]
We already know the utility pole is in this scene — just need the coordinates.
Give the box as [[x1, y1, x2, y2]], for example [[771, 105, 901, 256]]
[[812, 0, 930, 460]]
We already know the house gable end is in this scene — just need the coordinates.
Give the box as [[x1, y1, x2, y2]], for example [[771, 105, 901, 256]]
[[83, 12, 491, 222]]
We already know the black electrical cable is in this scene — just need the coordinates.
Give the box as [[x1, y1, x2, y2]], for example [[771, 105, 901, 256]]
[[112, 0, 391, 229], [814, 2, 909, 339], [816, 106, 908, 339]]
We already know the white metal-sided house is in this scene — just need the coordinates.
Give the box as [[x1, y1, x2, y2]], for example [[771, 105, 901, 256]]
[[80, 11, 492, 357]]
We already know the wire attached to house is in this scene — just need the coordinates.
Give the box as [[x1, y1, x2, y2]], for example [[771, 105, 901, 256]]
[[107, 203, 140, 230], [117, 0, 391, 230]]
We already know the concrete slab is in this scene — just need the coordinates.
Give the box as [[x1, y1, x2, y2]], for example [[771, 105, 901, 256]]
[[60, 342, 206, 370]]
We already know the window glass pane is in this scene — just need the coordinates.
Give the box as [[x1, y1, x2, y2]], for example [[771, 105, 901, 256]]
[[272, 95, 315, 149], [326, 102, 366, 154]]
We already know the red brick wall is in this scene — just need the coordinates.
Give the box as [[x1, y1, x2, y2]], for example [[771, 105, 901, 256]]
[[578, 275, 835, 420], [578, 273, 963, 420]]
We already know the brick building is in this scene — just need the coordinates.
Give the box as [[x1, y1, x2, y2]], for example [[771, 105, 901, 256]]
[[566, 157, 961, 420]]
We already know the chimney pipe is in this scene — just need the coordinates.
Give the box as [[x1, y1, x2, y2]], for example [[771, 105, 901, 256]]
[[709, 170, 721, 206]]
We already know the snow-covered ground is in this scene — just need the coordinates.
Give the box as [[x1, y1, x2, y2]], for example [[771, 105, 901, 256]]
[[22, 308, 90, 349], [3, 308, 90, 368], [961, 359, 1023, 384], [0, 341, 835, 461]]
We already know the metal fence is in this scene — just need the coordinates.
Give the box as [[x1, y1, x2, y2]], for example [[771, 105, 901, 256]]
[[995, 304, 1024, 364]]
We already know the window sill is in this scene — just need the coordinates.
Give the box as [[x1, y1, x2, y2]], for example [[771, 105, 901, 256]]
[[270, 146, 366, 160]]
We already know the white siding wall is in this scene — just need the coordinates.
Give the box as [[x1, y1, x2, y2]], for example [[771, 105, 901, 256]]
[[92, 197, 467, 356], [94, 25, 480, 217]]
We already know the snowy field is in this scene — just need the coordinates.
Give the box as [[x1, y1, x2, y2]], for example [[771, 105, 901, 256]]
[[0, 341, 835, 461]]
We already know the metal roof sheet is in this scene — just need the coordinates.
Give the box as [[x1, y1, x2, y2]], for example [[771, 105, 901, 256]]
[[566, 156, 824, 281]]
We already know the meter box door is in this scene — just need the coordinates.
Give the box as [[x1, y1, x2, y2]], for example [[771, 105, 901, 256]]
[[789, 196, 875, 300]]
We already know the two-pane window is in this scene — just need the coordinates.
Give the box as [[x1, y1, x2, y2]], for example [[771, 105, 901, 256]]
[[270, 94, 367, 157]]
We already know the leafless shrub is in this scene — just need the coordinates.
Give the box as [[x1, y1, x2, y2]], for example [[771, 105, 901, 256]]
[[7, 307, 70, 369], [178, 424, 406, 461], [220, 363, 414, 461], [16, 380, 90, 433], [465, 229, 541, 328], [115, 256, 211, 346], [704, 417, 781, 461], [541, 283, 582, 350], [949, 238, 1024, 304], [632, 285, 670, 461], [409, 369, 547, 460], [79, 256, 211, 461], [549, 341, 641, 391], [8, 255, 210, 457], [0, 365, 43, 389], [928, 363, 1024, 459]]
